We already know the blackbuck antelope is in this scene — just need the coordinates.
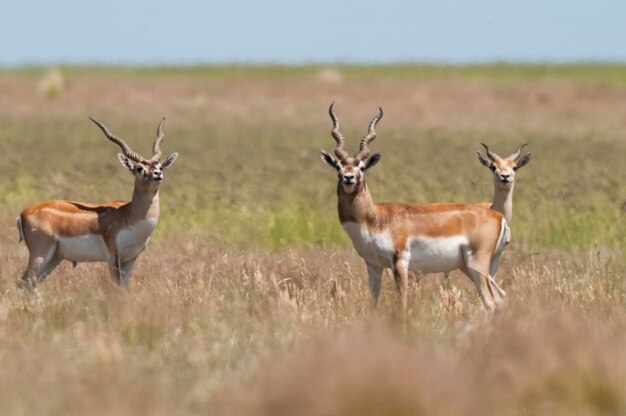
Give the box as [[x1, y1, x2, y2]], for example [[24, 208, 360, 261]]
[[476, 143, 532, 224], [16, 118, 178, 288], [320, 103, 509, 314], [440, 143, 531, 281]]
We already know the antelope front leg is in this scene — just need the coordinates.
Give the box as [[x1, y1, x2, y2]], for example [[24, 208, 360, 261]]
[[392, 254, 409, 316], [118, 258, 137, 287], [107, 255, 136, 288], [488, 252, 507, 304], [107, 255, 123, 286], [462, 254, 498, 315], [366, 263, 384, 306]]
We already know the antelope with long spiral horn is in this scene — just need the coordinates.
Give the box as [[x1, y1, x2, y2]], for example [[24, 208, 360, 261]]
[[16, 118, 178, 289], [320, 103, 509, 314]]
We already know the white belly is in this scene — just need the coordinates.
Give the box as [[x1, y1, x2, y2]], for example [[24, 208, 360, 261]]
[[342, 222, 395, 268], [115, 218, 157, 262], [407, 236, 467, 273], [57, 235, 110, 262], [343, 222, 468, 273]]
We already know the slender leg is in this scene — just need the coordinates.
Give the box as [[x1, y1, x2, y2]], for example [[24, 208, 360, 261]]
[[488, 253, 507, 303], [36, 255, 63, 283], [17, 243, 57, 290], [442, 272, 452, 291], [17, 267, 36, 289], [488, 220, 510, 304], [442, 271, 451, 291], [118, 257, 137, 287], [461, 252, 497, 314], [366, 263, 384, 306], [107, 255, 122, 286], [392, 254, 409, 316]]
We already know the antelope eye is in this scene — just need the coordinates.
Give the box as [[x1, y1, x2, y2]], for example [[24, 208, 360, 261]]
[[136, 166, 144, 173], [490, 165, 497, 172]]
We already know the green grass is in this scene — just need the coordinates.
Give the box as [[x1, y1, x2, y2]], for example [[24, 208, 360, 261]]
[[3, 63, 626, 85], [2, 122, 624, 253]]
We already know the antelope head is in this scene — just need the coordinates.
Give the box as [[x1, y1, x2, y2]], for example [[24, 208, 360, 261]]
[[90, 117, 179, 192], [320, 102, 383, 194], [477, 143, 532, 190]]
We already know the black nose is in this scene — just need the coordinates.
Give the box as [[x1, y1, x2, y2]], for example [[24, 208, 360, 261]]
[[501, 174, 510, 179]]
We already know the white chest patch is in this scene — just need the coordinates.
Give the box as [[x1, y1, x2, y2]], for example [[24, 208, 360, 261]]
[[406, 236, 468, 273], [342, 222, 395, 268], [116, 218, 158, 262], [57, 234, 110, 262]]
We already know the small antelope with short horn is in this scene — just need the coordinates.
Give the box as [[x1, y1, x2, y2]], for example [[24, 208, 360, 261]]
[[16, 118, 178, 288], [320, 103, 508, 314], [475, 143, 532, 224], [441, 143, 531, 281]]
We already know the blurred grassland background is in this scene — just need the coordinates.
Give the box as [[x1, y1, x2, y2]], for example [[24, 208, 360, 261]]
[[2, 64, 625, 251], [0, 65, 625, 415]]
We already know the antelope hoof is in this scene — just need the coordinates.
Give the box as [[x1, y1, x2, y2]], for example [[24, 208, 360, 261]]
[[16, 278, 35, 291]]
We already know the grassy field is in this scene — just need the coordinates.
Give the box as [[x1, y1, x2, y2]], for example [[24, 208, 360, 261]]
[[0, 65, 624, 415]]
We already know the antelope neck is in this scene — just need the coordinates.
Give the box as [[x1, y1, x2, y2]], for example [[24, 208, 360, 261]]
[[127, 186, 160, 223], [337, 182, 377, 225], [491, 182, 513, 224]]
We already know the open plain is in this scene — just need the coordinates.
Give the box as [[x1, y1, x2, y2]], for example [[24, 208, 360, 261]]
[[0, 65, 625, 415]]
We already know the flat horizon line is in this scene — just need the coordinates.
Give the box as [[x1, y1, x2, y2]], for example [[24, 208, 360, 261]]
[[2, 60, 626, 70]]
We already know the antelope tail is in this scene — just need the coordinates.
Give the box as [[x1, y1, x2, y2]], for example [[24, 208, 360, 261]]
[[16, 216, 25, 244]]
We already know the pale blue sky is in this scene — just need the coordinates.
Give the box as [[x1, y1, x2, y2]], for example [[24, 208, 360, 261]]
[[1, 0, 625, 65]]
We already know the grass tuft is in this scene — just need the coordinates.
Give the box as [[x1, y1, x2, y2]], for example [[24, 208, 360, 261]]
[[36, 68, 65, 100]]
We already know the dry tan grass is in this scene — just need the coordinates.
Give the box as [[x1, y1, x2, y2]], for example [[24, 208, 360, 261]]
[[236, 311, 626, 416], [2, 236, 624, 415]]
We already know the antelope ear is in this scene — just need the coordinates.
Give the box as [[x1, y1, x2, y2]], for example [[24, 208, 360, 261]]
[[515, 153, 532, 170], [476, 151, 493, 168], [364, 152, 381, 171], [118, 153, 134, 172], [161, 152, 178, 169], [320, 150, 340, 171]]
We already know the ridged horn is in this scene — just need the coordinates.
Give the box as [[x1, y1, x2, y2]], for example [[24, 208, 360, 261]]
[[151, 117, 166, 161], [354, 107, 383, 160], [89, 117, 145, 162], [329, 102, 350, 160]]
